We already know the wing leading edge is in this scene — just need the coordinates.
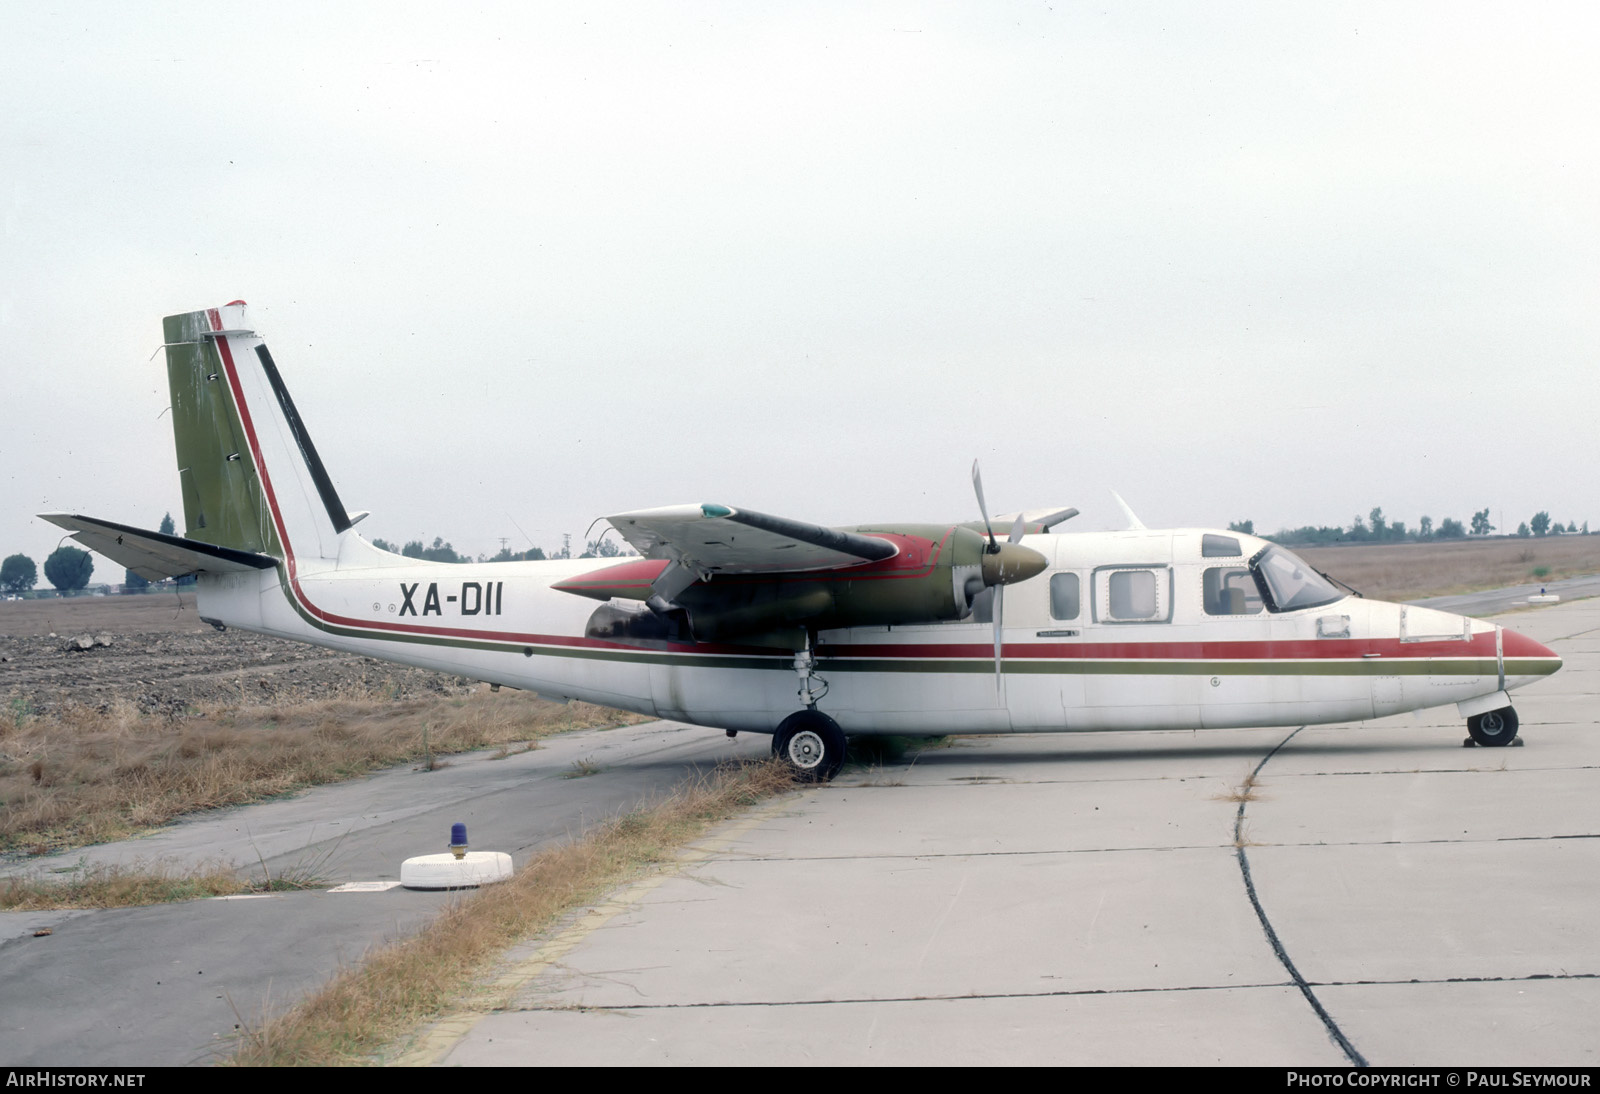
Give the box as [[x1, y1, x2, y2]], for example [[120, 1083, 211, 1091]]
[[607, 503, 897, 575]]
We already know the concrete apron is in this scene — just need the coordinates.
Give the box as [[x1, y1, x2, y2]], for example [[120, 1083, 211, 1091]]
[[429, 598, 1600, 1067]]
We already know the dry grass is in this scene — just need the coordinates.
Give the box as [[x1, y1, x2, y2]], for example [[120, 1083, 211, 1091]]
[[1298, 536, 1600, 602], [0, 685, 650, 855], [229, 758, 797, 1067], [0, 854, 334, 910], [1214, 769, 1266, 804], [562, 756, 604, 779], [0, 861, 254, 910]]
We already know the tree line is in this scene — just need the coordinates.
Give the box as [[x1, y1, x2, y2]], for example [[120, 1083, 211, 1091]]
[[368, 535, 625, 562], [3, 546, 94, 595], [1229, 508, 1589, 547]]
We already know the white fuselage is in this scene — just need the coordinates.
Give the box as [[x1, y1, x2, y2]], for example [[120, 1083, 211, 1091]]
[[196, 528, 1557, 738]]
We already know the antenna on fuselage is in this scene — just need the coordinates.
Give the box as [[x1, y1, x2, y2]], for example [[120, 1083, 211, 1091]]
[[1109, 490, 1147, 531]]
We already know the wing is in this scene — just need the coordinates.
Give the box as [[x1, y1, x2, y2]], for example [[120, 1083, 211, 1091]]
[[606, 504, 897, 575], [39, 513, 279, 582]]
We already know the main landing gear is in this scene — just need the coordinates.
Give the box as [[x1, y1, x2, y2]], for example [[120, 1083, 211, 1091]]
[[1464, 706, 1521, 747], [772, 708, 847, 783], [773, 632, 846, 781]]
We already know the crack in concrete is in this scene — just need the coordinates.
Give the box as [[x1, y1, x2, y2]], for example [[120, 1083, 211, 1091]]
[[1234, 725, 1369, 1067], [1248, 833, 1599, 849], [1262, 764, 1600, 778], [1310, 972, 1599, 987], [512, 979, 1299, 1012], [513, 967, 1600, 1014], [711, 845, 1235, 863], [701, 827, 1600, 866]]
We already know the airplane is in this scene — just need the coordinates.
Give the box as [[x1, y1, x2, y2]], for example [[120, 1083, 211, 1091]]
[[43, 301, 1562, 781]]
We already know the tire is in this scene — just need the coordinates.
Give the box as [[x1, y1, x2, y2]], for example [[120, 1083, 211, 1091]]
[[772, 709, 847, 783], [1468, 706, 1519, 747]]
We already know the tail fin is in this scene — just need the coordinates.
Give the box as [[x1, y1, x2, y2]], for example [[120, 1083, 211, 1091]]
[[164, 302, 351, 562]]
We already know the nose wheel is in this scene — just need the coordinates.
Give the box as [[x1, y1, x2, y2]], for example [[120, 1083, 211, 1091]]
[[772, 709, 847, 782], [1465, 706, 1520, 747]]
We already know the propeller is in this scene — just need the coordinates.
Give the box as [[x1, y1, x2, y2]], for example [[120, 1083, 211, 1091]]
[[971, 461, 1046, 695], [971, 460, 998, 552]]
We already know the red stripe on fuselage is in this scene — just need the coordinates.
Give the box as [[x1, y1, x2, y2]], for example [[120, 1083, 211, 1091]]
[[823, 633, 1501, 661]]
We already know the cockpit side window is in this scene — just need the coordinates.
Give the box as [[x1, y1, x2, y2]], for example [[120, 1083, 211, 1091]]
[[1203, 566, 1263, 615], [1248, 545, 1344, 613]]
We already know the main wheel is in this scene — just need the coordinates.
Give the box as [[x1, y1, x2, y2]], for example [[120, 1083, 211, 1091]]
[[772, 710, 847, 783], [1468, 706, 1519, 747]]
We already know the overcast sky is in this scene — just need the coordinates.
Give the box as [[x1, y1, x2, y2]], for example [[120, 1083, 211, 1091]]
[[3, 2, 1596, 577]]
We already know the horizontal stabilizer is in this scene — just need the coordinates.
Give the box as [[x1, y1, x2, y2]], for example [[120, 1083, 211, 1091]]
[[38, 513, 279, 582]]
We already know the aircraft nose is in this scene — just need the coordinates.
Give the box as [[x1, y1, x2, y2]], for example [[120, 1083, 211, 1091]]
[[981, 542, 1048, 587], [1502, 626, 1562, 676]]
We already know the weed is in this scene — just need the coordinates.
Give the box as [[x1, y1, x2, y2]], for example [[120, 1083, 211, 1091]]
[[563, 756, 603, 779], [852, 765, 906, 788], [248, 832, 338, 893], [1214, 768, 1266, 804]]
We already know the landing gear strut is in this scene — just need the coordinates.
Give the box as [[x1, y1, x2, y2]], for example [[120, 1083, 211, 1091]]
[[1465, 706, 1520, 747], [793, 632, 829, 709], [772, 709, 847, 783]]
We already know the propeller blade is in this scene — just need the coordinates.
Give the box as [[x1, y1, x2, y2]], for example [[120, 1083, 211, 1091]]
[[1008, 513, 1026, 544], [971, 459, 997, 551]]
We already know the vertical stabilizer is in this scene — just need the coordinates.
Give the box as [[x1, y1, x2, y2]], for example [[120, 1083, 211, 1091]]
[[164, 303, 350, 562]]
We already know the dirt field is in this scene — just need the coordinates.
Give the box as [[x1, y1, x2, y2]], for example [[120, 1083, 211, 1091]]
[[0, 594, 650, 855], [1296, 534, 1600, 602], [1, 592, 476, 719]]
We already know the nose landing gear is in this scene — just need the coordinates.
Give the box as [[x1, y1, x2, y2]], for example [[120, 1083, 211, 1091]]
[[1465, 706, 1521, 747]]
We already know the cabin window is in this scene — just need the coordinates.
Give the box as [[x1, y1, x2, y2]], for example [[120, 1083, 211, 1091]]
[[1111, 571, 1156, 617], [1203, 566, 1263, 615], [1202, 534, 1241, 558], [1049, 573, 1080, 620], [1094, 566, 1171, 623]]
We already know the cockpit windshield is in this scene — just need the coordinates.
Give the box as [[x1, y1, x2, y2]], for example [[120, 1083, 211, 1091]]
[[1248, 545, 1345, 613]]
